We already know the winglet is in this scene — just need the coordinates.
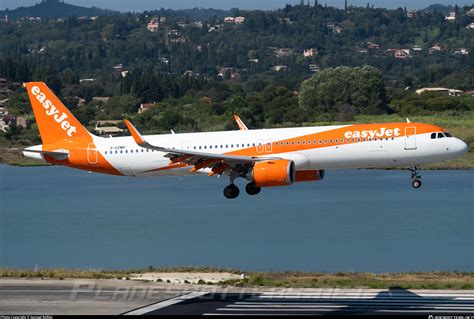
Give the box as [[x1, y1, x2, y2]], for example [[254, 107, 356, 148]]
[[233, 115, 248, 130], [124, 119, 146, 145]]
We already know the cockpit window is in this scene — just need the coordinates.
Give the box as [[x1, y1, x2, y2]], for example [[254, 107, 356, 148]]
[[444, 132, 452, 137], [431, 133, 436, 139], [437, 133, 445, 138]]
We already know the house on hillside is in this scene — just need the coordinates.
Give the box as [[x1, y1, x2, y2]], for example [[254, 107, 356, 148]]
[[92, 96, 110, 103], [406, 10, 418, 18], [208, 24, 222, 32], [445, 12, 456, 21], [429, 45, 442, 54], [453, 48, 469, 55], [274, 48, 292, 58], [147, 18, 160, 32], [94, 120, 124, 135], [416, 87, 463, 96], [138, 102, 157, 114], [273, 65, 288, 72], [303, 48, 318, 57], [16, 116, 29, 129], [367, 42, 380, 50], [309, 64, 320, 72]]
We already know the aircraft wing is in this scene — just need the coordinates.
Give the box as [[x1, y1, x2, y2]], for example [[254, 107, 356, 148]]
[[124, 120, 279, 175]]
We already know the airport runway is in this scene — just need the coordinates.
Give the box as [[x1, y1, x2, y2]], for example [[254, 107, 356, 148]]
[[1, 279, 474, 315]]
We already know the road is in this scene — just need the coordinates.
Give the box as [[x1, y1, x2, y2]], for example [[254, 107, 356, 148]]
[[1, 279, 473, 315]]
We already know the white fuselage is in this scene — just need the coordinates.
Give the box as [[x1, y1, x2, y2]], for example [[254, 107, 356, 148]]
[[90, 125, 467, 177]]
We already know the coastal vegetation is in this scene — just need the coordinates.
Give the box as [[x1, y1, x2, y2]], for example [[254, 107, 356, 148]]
[[0, 268, 472, 289]]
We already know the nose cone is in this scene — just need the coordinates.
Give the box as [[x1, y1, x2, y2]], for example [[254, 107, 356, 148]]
[[452, 138, 468, 156]]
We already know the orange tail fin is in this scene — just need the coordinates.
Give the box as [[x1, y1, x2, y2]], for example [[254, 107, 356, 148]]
[[24, 82, 91, 144]]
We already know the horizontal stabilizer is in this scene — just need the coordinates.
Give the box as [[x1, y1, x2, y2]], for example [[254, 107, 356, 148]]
[[23, 146, 69, 160]]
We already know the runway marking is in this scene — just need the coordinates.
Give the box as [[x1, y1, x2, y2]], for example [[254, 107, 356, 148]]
[[121, 290, 474, 315], [122, 292, 208, 315]]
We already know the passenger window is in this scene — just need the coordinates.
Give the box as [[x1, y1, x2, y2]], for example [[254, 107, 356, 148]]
[[319, 140, 322, 144], [308, 141, 311, 144], [297, 141, 300, 145], [210, 146, 212, 149], [302, 141, 306, 145], [438, 133, 445, 138], [324, 140, 328, 144], [199, 146, 202, 149], [105, 151, 107, 154], [292, 141, 295, 145], [115, 151, 118, 154]]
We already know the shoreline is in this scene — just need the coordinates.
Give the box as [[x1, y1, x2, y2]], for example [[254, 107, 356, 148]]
[[1, 269, 472, 290]]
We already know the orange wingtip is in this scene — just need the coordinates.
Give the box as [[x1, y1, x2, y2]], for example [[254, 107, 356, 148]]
[[124, 119, 145, 145], [233, 115, 248, 130]]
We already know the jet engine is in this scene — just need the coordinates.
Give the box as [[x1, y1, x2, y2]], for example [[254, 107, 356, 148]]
[[248, 160, 295, 187]]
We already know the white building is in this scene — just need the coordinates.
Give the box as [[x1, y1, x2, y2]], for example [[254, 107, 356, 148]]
[[303, 48, 318, 57], [445, 12, 456, 21], [147, 18, 160, 32], [273, 65, 287, 72]]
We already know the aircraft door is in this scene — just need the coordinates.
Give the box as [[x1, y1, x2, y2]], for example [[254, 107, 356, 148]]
[[87, 143, 98, 164], [404, 127, 417, 150]]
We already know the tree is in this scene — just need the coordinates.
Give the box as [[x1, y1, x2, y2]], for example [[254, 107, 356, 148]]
[[298, 66, 389, 120]]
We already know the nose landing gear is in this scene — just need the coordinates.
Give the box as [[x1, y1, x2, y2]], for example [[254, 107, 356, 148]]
[[409, 165, 422, 189]]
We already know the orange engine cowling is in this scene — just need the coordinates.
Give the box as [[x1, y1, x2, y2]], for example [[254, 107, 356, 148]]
[[295, 170, 325, 182], [250, 160, 295, 187]]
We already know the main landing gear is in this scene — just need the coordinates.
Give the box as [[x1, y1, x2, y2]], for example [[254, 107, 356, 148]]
[[245, 182, 261, 196], [223, 182, 262, 199], [223, 171, 262, 199], [409, 165, 422, 189], [223, 184, 240, 199]]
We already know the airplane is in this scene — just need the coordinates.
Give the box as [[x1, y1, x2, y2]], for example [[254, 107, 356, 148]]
[[22, 82, 468, 199]]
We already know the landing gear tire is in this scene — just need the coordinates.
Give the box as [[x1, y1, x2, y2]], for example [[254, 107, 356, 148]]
[[245, 182, 261, 196], [412, 179, 422, 189], [223, 184, 240, 199]]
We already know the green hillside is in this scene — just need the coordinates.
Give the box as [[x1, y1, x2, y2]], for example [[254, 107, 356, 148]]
[[0, 0, 116, 20]]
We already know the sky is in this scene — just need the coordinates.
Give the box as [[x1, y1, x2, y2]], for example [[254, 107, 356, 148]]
[[1, 0, 472, 11]]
